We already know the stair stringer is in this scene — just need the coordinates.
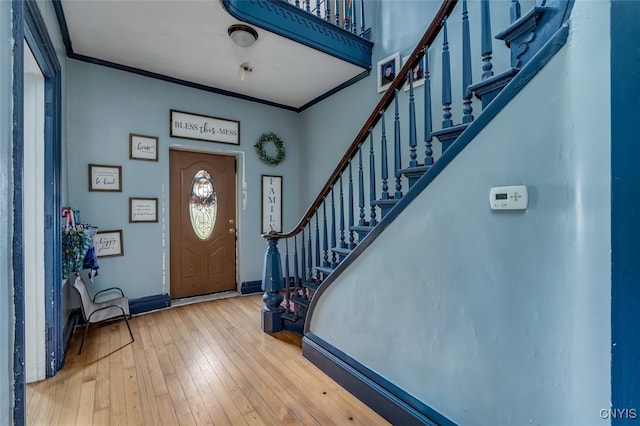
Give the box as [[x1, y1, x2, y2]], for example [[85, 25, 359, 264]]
[[302, 24, 571, 426]]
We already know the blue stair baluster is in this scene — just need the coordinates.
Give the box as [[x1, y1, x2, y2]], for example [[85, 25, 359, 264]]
[[441, 18, 453, 129], [348, 162, 355, 249], [462, 0, 474, 124], [380, 111, 389, 200], [360, 0, 365, 35], [305, 0, 311, 13], [322, 199, 329, 267], [335, 0, 340, 26], [351, 0, 357, 34], [481, 0, 494, 80], [510, 0, 521, 23], [344, 0, 351, 31], [368, 130, 377, 226], [315, 214, 321, 274], [424, 48, 434, 166], [307, 221, 313, 287], [316, 0, 321, 17], [300, 227, 306, 294], [393, 90, 403, 200], [293, 234, 300, 295], [408, 70, 418, 168], [295, 0, 300, 8], [339, 174, 346, 248], [284, 238, 291, 313], [358, 146, 366, 226], [330, 187, 337, 266], [326, 0, 331, 22]]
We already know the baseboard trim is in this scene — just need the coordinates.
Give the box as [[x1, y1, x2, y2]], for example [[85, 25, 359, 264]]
[[129, 293, 171, 315], [62, 308, 81, 357], [240, 280, 262, 295], [302, 333, 457, 426]]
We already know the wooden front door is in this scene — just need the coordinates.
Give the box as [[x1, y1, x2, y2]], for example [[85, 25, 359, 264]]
[[169, 149, 236, 299]]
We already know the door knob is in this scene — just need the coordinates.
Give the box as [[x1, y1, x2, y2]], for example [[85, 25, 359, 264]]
[[228, 218, 235, 225]]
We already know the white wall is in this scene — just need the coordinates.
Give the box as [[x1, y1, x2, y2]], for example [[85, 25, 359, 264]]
[[65, 61, 302, 298], [308, 2, 611, 424], [0, 1, 15, 422]]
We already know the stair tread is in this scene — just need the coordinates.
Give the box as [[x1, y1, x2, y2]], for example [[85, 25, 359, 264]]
[[332, 247, 352, 255], [315, 265, 334, 274], [432, 123, 469, 139], [399, 165, 430, 176], [281, 312, 299, 322], [302, 280, 320, 290], [291, 295, 310, 307], [351, 225, 374, 232], [373, 198, 398, 207]]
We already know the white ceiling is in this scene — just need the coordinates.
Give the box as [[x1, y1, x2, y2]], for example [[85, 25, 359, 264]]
[[60, 0, 369, 110]]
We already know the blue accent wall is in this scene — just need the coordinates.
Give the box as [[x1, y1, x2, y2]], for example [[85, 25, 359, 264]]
[[611, 0, 640, 421], [306, 2, 611, 423]]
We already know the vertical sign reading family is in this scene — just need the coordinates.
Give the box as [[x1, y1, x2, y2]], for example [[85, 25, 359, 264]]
[[261, 175, 282, 234]]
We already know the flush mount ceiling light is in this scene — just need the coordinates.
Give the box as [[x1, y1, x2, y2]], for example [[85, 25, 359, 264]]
[[228, 24, 259, 48]]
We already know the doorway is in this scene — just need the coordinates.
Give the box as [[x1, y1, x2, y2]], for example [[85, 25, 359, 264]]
[[169, 149, 237, 299], [23, 41, 46, 383]]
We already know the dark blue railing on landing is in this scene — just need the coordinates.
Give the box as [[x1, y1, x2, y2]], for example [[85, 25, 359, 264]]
[[221, 0, 373, 70], [288, 0, 369, 37], [260, 0, 575, 334]]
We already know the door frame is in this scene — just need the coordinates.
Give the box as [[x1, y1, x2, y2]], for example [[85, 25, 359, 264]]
[[13, 1, 63, 422], [168, 146, 240, 297]]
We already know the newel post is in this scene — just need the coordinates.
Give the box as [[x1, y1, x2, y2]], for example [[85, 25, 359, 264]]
[[261, 231, 284, 333]]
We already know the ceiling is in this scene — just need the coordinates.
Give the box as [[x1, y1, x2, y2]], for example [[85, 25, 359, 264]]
[[57, 0, 370, 110]]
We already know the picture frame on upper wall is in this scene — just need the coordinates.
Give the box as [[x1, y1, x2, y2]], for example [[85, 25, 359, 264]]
[[402, 54, 426, 91], [93, 230, 124, 257], [129, 133, 158, 161], [170, 109, 240, 145], [377, 52, 400, 93], [88, 164, 122, 192], [261, 175, 282, 234]]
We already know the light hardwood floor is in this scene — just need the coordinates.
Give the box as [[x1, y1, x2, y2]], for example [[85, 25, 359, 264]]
[[26, 294, 389, 425]]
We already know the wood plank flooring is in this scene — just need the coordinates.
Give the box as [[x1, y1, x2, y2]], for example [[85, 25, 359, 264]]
[[26, 294, 389, 425]]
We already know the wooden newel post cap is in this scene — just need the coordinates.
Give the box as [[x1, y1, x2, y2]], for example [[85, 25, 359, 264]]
[[262, 230, 282, 240]]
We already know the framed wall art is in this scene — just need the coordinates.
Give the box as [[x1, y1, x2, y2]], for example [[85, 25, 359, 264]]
[[377, 52, 400, 93], [261, 174, 282, 234], [88, 164, 122, 192], [170, 109, 240, 145], [93, 230, 124, 257], [129, 133, 158, 161], [129, 197, 158, 223], [402, 54, 426, 91]]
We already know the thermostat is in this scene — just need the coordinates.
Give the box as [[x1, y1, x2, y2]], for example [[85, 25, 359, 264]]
[[489, 185, 528, 210]]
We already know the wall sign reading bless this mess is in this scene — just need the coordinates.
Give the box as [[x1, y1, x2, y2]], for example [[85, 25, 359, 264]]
[[170, 109, 240, 145]]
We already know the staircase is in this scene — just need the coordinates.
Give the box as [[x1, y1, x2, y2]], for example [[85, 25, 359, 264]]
[[262, 0, 574, 339]]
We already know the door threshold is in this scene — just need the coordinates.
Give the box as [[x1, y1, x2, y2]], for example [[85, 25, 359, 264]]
[[172, 291, 239, 308]]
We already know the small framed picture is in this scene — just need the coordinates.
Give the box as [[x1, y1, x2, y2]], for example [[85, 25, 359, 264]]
[[93, 230, 124, 257], [129, 133, 158, 161], [89, 164, 122, 192], [261, 175, 283, 234], [129, 197, 158, 223], [402, 54, 426, 91], [377, 52, 400, 93]]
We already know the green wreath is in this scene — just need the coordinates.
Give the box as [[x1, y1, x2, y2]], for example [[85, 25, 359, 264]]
[[255, 132, 286, 166]]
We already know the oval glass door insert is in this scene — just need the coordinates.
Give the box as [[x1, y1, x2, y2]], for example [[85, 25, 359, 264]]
[[189, 170, 217, 240]]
